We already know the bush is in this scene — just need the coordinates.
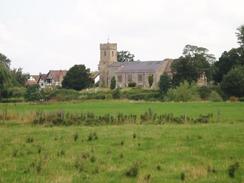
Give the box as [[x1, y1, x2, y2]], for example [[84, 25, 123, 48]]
[[240, 97, 244, 102], [128, 82, 136, 87], [110, 76, 116, 90], [112, 88, 121, 99], [48, 89, 79, 101], [159, 74, 171, 95], [209, 91, 223, 102], [198, 86, 211, 100], [25, 85, 42, 101], [229, 96, 239, 102], [166, 81, 200, 102], [7, 87, 26, 98]]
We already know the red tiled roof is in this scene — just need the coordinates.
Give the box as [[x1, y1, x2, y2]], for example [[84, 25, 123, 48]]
[[46, 70, 67, 82]]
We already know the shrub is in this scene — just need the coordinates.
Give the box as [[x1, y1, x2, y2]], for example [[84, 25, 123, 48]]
[[240, 97, 244, 102], [125, 163, 139, 177], [229, 96, 239, 102], [128, 82, 136, 87], [159, 74, 171, 95], [166, 81, 200, 102], [209, 91, 223, 102], [8, 87, 26, 98], [48, 89, 79, 101], [25, 85, 42, 101], [110, 76, 116, 90], [198, 86, 211, 100], [112, 88, 121, 99], [148, 75, 154, 88]]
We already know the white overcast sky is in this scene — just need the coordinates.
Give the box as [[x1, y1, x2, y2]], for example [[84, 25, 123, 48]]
[[0, 0, 243, 74]]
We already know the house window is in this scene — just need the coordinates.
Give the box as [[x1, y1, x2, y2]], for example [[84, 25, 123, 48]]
[[128, 74, 132, 82], [138, 74, 143, 82], [118, 75, 122, 82]]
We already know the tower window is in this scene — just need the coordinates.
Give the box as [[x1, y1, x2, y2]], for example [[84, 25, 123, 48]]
[[104, 51, 106, 56], [112, 51, 114, 57]]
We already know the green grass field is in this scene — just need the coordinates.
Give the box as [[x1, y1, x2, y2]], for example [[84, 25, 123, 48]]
[[0, 101, 244, 182]]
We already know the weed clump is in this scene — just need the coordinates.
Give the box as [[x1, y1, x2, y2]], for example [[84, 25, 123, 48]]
[[156, 165, 161, 171], [28, 159, 43, 174], [90, 155, 96, 163], [125, 163, 139, 177], [180, 172, 185, 181], [120, 140, 124, 146], [74, 157, 84, 172], [228, 162, 240, 178], [87, 132, 98, 141], [26, 137, 34, 143], [57, 150, 65, 157], [12, 149, 18, 157], [73, 133, 79, 142], [144, 174, 151, 181], [133, 133, 136, 139]]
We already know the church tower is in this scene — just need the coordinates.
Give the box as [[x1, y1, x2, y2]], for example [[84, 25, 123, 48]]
[[98, 43, 117, 87]]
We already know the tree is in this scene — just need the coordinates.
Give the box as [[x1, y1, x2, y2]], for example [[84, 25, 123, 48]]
[[110, 76, 116, 90], [236, 25, 244, 47], [213, 25, 244, 83], [0, 63, 12, 99], [213, 48, 244, 83], [172, 45, 214, 86], [159, 74, 171, 95], [62, 64, 94, 90], [0, 53, 11, 68], [220, 66, 244, 97], [148, 75, 154, 88], [117, 51, 135, 62], [11, 68, 29, 86]]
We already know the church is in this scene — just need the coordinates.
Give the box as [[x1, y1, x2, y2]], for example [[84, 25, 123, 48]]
[[98, 42, 173, 89]]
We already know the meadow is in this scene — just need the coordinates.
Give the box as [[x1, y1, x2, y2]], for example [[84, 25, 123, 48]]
[[0, 101, 244, 182]]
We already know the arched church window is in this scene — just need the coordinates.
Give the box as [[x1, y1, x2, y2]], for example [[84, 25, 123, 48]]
[[104, 51, 106, 56]]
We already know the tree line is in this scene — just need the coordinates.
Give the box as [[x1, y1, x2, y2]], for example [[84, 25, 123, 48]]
[[0, 25, 244, 102]]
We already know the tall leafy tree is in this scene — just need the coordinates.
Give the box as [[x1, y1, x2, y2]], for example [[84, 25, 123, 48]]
[[172, 45, 214, 86], [213, 48, 244, 83], [11, 68, 29, 86], [62, 65, 94, 90], [221, 66, 244, 97], [117, 51, 135, 62], [236, 25, 244, 47], [0, 53, 11, 68], [0, 63, 12, 99], [213, 25, 244, 83]]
